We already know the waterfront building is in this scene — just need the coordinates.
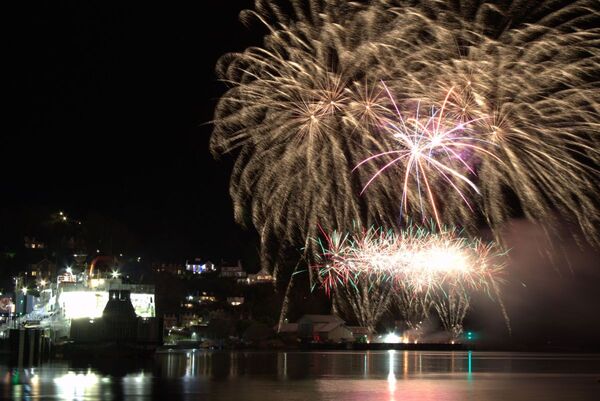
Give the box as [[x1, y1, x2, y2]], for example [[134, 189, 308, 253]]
[[297, 315, 354, 343]]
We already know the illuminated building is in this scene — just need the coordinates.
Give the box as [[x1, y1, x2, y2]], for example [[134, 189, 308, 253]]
[[25, 258, 55, 280], [199, 293, 217, 303], [24, 236, 46, 249], [244, 267, 274, 284], [181, 292, 217, 308], [0, 297, 15, 317], [219, 261, 247, 279], [227, 297, 244, 306], [152, 262, 185, 275], [179, 312, 202, 327], [185, 259, 215, 274]]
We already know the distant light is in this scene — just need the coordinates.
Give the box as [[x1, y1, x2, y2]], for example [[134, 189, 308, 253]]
[[96, 249, 100, 253], [59, 211, 64, 216], [39, 279, 47, 287], [66, 267, 72, 274], [137, 257, 141, 262], [62, 216, 67, 221], [111, 270, 121, 279], [21, 287, 28, 295]]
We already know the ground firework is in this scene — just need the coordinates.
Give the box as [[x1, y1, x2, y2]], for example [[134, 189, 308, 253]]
[[313, 224, 506, 333], [313, 224, 505, 296]]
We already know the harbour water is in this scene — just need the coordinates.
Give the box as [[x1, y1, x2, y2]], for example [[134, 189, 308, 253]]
[[1, 351, 599, 400]]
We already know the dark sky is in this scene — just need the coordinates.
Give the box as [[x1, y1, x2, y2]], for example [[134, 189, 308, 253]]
[[5, 2, 260, 261]]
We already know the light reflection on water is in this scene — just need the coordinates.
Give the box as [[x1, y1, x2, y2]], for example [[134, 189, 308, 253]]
[[1, 351, 599, 400]]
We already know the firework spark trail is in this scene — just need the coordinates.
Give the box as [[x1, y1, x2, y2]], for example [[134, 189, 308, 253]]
[[432, 288, 471, 341], [355, 82, 503, 228], [392, 286, 431, 334], [212, 1, 600, 277], [332, 274, 395, 334]]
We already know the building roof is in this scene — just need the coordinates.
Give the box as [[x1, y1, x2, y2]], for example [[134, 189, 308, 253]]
[[298, 314, 345, 324], [314, 322, 346, 333], [277, 323, 298, 333]]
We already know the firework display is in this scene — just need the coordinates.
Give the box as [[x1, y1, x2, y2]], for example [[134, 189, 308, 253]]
[[313, 225, 505, 295], [313, 224, 506, 336], [212, 0, 599, 266], [212, 0, 599, 338]]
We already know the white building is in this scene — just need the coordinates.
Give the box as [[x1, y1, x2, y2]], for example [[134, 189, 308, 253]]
[[243, 267, 274, 285], [219, 260, 247, 279], [185, 259, 215, 274], [297, 315, 354, 343]]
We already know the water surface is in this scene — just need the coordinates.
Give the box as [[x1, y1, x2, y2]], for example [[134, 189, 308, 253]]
[[2, 351, 599, 400]]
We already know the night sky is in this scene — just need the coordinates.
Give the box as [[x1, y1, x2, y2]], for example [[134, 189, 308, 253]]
[[5, 2, 260, 261]]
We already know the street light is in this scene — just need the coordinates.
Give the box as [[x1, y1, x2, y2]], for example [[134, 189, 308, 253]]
[[111, 270, 121, 279]]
